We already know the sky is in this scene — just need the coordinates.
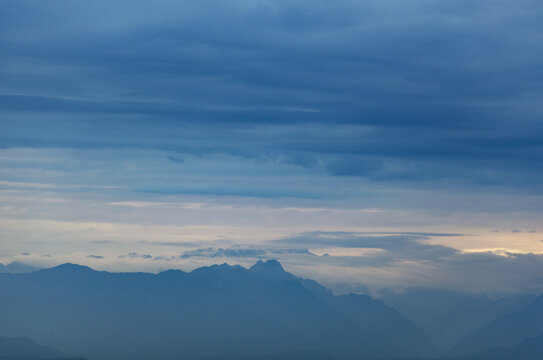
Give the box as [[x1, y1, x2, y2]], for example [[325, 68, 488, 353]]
[[1, 0, 543, 294]]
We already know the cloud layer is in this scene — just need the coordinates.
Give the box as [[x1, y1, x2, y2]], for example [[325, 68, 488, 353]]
[[1, 0, 543, 294], [2, 0, 543, 191]]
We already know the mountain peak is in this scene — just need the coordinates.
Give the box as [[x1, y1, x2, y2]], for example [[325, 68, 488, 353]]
[[0, 261, 38, 274], [191, 262, 246, 276], [250, 259, 293, 281], [251, 259, 284, 270], [47, 263, 95, 273]]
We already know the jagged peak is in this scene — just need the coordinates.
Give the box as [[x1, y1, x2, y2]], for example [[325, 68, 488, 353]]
[[250, 259, 293, 281], [250, 259, 284, 271], [191, 262, 246, 275], [210, 262, 243, 270]]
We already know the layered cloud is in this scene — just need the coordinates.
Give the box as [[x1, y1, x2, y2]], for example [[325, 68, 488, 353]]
[[1, 0, 543, 294], [2, 0, 543, 190], [5, 229, 543, 294]]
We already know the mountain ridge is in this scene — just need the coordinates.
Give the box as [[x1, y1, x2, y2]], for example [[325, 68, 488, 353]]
[[0, 335, 84, 360], [0, 260, 428, 360], [452, 294, 543, 356], [0, 261, 37, 274]]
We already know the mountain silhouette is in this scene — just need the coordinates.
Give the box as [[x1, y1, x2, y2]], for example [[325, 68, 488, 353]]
[[0, 260, 429, 360], [249, 260, 433, 356], [0, 262, 37, 274], [250, 259, 293, 280], [198, 349, 338, 360], [380, 288, 536, 352], [460, 333, 543, 360], [0, 335, 84, 359], [452, 294, 543, 356]]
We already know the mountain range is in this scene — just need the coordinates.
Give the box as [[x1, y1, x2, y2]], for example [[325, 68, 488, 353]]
[[0, 260, 542, 360], [0, 262, 37, 274], [0, 335, 84, 360], [0, 260, 429, 360], [380, 289, 536, 352], [452, 294, 543, 356]]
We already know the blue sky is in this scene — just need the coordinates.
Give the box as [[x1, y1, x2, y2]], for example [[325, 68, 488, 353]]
[[1, 0, 543, 293]]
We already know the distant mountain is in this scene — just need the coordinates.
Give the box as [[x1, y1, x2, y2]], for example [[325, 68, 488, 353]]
[[459, 333, 543, 360], [0, 260, 429, 360], [380, 288, 535, 352], [250, 260, 432, 357], [0, 336, 82, 359], [187, 330, 543, 360], [199, 350, 337, 360], [0, 262, 37, 274], [452, 295, 543, 356], [0, 358, 82, 360]]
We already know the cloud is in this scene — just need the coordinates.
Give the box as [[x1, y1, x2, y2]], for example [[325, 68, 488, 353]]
[[275, 231, 458, 263], [270, 231, 543, 293], [1, 0, 543, 193], [160, 232, 543, 294], [269, 248, 314, 255], [90, 240, 115, 245], [1, 0, 543, 294], [152, 256, 171, 261], [178, 247, 315, 259], [87, 254, 104, 259], [180, 247, 266, 259], [119, 252, 153, 260]]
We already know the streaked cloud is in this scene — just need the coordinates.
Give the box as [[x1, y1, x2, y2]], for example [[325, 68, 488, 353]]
[[1, 0, 543, 294]]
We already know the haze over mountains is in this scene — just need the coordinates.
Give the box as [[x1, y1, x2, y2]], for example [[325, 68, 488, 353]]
[[2, 1, 543, 359], [0, 260, 421, 360], [452, 295, 543, 356], [0, 262, 37, 274], [0, 260, 542, 360], [380, 289, 537, 352]]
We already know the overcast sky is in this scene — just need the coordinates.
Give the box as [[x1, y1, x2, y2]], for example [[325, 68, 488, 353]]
[[1, 0, 543, 294]]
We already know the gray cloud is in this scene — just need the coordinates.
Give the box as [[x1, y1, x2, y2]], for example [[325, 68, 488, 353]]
[[1, 0, 543, 195], [119, 252, 153, 260], [90, 240, 115, 245], [2, 0, 543, 294], [271, 231, 543, 293], [269, 248, 314, 255], [152, 256, 171, 261], [275, 231, 458, 263], [180, 247, 266, 259], [179, 247, 314, 259]]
